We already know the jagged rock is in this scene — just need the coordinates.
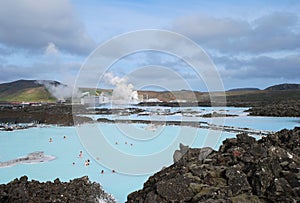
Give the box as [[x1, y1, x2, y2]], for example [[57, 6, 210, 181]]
[[0, 176, 116, 203], [225, 167, 252, 196], [173, 143, 189, 163], [127, 128, 300, 203], [156, 176, 194, 202], [199, 147, 214, 162]]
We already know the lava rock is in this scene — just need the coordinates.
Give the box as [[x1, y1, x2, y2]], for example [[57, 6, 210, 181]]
[[127, 128, 300, 203], [248, 100, 300, 117], [198, 147, 214, 162], [0, 176, 116, 203], [173, 143, 189, 163]]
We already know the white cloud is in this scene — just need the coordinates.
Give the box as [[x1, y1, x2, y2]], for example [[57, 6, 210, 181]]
[[0, 0, 95, 55], [215, 54, 300, 80], [45, 42, 59, 55], [173, 15, 250, 40], [172, 12, 300, 54]]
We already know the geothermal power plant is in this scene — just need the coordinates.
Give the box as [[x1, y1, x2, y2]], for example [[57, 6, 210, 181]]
[[80, 91, 142, 106]]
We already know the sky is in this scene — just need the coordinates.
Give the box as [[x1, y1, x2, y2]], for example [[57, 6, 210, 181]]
[[0, 0, 299, 91]]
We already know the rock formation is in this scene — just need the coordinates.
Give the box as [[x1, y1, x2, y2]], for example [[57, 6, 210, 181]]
[[0, 176, 116, 203], [0, 104, 92, 126], [127, 127, 300, 203], [248, 100, 300, 117], [0, 151, 55, 168]]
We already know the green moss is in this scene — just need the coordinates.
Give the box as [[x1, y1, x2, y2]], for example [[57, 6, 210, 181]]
[[0, 87, 56, 102]]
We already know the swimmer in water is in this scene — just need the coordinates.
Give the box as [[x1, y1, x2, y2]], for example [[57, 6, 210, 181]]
[[49, 138, 53, 143], [101, 170, 104, 174], [85, 159, 90, 166], [79, 151, 83, 158]]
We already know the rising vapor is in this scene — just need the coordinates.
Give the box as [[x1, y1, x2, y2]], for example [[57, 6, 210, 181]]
[[103, 72, 139, 104]]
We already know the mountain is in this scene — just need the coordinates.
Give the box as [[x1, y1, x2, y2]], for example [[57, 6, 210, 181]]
[[0, 80, 59, 102], [265, 83, 300, 91], [0, 80, 299, 104], [227, 87, 260, 92]]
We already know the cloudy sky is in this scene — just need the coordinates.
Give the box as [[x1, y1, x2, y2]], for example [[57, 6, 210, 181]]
[[0, 0, 299, 91]]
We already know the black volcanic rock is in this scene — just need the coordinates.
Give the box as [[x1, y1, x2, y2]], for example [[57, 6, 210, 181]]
[[0, 104, 92, 126], [248, 99, 300, 117], [127, 128, 300, 203], [0, 176, 116, 203]]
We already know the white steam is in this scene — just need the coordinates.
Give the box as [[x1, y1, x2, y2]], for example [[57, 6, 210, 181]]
[[103, 72, 139, 104], [36, 80, 79, 101]]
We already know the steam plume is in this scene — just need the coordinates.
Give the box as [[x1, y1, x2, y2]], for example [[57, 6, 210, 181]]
[[103, 72, 139, 104], [36, 80, 79, 100]]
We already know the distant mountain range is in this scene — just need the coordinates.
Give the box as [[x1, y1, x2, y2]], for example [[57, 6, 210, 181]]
[[227, 88, 260, 92], [227, 83, 300, 92], [0, 79, 299, 103]]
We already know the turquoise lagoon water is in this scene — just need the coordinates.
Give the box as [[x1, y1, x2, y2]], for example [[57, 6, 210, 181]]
[[0, 114, 299, 202]]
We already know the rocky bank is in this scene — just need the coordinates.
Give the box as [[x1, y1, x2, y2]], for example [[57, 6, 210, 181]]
[[0, 104, 92, 126], [248, 100, 300, 117], [0, 176, 116, 203], [127, 128, 300, 203]]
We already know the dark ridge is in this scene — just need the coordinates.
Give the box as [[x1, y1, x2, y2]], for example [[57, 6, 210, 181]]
[[227, 87, 260, 92], [265, 83, 300, 91], [0, 79, 63, 91], [0, 79, 42, 91]]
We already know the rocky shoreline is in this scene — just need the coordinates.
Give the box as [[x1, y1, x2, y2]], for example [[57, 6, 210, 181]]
[[0, 104, 92, 126], [247, 100, 300, 117], [0, 101, 299, 127], [127, 127, 300, 203], [0, 176, 116, 203]]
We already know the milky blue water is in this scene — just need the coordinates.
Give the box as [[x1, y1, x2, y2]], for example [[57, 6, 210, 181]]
[[0, 111, 299, 202]]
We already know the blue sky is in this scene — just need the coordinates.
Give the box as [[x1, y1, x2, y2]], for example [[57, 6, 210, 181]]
[[0, 0, 299, 91]]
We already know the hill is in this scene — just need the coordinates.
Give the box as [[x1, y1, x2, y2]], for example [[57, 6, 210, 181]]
[[265, 83, 300, 91], [0, 80, 58, 102], [0, 80, 300, 106]]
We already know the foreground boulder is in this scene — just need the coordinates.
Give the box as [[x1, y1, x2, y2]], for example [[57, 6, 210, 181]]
[[0, 176, 116, 203], [127, 128, 300, 203]]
